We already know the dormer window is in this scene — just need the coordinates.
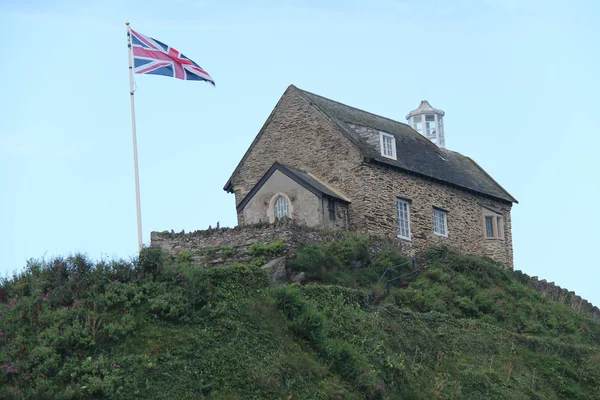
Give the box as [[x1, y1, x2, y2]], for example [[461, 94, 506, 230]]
[[379, 131, 396, 160]]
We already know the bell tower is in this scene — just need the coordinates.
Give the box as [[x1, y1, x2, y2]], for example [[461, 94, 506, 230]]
[[406, 101, 445, 148]]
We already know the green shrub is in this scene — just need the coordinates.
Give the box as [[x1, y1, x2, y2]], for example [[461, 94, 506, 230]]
[[274, 284, 307, 319], [474, 291, 495, 314], [274, 285, 328, 346], [248, 240, 286, 257], [327, 234, 372, 266], [288, 244, 334, 280], [138, 246, 167, 277], [222, 246, 237, 258], [291, 308, 328, 344], [175, 250, 193, 264], [323, 339, 368, 381], [423, 269, 446, 283], [191, 264, 269, 303], [455, 296, 479, 318], [289, 234, 376, 282]]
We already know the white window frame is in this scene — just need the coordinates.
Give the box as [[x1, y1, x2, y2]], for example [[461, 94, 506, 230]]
[[433, 207, 448, 237], [482, 207, 504, 240], [268, 193, 293, 223], [274, 195, 290, 220], [396, 198, 411, 240], [379, 131, 397, 160]]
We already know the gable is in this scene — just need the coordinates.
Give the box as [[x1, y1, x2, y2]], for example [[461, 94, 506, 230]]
[[223, 85, 363, 196], [223, 85, 360, 193], [237, 163, 350, 213]]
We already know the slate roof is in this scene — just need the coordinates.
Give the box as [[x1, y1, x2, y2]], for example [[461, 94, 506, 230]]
[[294, 86, 517, 204], [237, 163, 350, 212]]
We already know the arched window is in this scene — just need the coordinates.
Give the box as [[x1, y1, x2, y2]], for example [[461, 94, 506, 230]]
[[273, 195, 290, 220]]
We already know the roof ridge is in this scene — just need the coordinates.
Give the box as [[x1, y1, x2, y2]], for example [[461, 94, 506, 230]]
[[293, 86, 414, 130]]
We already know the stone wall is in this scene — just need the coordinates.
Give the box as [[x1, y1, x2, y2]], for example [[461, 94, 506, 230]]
[[322, 199, 349, 230], [349, 123, 382, 151], [150, 221, 402, 268], [359, 162, 514, 267], [515, 271, 600, 321]]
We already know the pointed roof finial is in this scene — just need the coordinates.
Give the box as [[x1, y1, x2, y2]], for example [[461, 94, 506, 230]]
[[406, 100, 445, 120]]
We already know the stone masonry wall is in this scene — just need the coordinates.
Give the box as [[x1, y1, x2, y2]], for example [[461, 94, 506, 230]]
[[359, 163, 514, 267], [349, 123, 381, 150], [150, 221, 403, 268], [515, 271, 600, 321]]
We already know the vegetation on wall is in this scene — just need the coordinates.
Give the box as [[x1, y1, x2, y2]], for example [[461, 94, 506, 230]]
[[0, 237, 599, 399]]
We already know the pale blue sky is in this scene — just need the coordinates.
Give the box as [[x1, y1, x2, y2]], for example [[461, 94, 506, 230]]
[[1, 0, 599, 305]]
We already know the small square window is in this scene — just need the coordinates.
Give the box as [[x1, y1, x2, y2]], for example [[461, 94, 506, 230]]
[[379, 132, 397, 160], [433, 208, 448, 237]]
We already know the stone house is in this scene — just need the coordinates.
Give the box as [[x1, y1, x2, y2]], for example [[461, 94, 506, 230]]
[[223, 85, 518, 266]]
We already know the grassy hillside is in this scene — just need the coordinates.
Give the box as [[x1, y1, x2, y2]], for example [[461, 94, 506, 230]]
[[1, 237, 599, 399]]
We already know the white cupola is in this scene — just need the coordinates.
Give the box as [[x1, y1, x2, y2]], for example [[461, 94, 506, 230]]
[[406, 101, 446, 148]]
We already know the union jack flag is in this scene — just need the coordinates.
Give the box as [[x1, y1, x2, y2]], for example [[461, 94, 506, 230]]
[[129, 28, 214, 85]]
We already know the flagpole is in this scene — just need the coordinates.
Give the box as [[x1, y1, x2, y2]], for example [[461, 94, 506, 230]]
[[126, 21, 143, 252]]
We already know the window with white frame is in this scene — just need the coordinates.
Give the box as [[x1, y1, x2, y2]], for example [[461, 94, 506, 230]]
[[482, 207, 504, 239], [433, 208, 448, 237], [396, 198, 411, 240], [274, 195, 290, 220], [379, 132, 397, 160]]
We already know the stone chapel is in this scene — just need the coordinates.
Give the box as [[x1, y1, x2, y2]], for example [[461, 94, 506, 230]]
[[223, 85, 517, 266]]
